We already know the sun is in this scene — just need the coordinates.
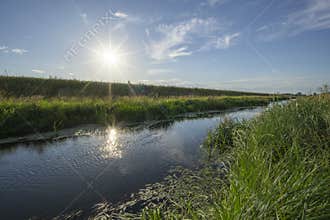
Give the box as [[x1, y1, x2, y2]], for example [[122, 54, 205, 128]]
[[95, 46, 122, 68], [100, 48, 119, 66], [89, 39, 133, 73]]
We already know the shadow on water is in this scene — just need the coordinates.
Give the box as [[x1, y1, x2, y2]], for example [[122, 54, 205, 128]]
[[0, 105, 271, 220]]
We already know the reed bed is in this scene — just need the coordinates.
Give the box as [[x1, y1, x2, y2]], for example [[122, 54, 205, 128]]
[[0, 96, 279, 138], [94, 95, 330, 220], [0, 75, 272, 98]]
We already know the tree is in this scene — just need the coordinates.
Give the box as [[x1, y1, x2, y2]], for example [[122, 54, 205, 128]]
[[319, 84, 329, 94]]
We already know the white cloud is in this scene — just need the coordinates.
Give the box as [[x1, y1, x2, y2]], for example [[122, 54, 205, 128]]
[[288, 0, 330, 34], [147, 68, 174, 75], [146, 17, 224, 61], [257, 0, 330, 40], [0, 46, 8, 50], [256, 25, 268, 32], [1, 46, 28, 54], [11, 48, 28, 55], [169, 47, 192, 58], [205, 0, 228, 7], [210, 32, 240, 49], [114, 11, 128, 19], [222, 33, 240, 48], [32, 69, 45, 74], [111, 11, 141, 31]]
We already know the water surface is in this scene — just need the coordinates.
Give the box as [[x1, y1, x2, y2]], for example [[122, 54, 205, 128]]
[[0, 107, 265, 219]]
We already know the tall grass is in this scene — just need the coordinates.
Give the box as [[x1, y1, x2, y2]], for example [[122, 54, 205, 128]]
[[215, 95, 330, 219], [0, 75, 274, 98], [100, 95, 329, 219], [0, 96, 278, 138]]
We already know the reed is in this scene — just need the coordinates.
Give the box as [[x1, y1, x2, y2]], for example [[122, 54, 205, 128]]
[[0, 75, 273, 98], [0, 96, 279, 138], [99, 95, 330, 219]]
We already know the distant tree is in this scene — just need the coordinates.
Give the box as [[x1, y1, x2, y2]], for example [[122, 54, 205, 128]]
[[318, 84, 329, 94]]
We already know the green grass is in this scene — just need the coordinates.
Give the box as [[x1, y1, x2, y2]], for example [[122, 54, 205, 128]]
[[0, 75, 276, 98], [206, 95, 330, 219], [0, 96, 280, 138], [99, 95, 329, 220]]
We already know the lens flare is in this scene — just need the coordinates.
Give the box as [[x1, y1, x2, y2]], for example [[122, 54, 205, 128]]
[[96, 47, 122, 68]]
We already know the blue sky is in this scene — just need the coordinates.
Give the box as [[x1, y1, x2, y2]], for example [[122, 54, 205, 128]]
[[0, 0, 329, 93]]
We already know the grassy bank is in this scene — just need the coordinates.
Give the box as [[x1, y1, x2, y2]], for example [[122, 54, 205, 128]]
[[0, 75, 274, 98], [100, 95, 329, 219], [0, 96, 279, 138]]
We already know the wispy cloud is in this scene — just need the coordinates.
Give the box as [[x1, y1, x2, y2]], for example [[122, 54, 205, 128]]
[[0, 45, 9, 53], [288, 0, 330, 34], [32, 69, 45, 74], [146, 17, 229, 61], [147, 68, 174, 76], [0, 46, 28, 54], [202, 32, 240, 50], [0, 46, 28, 55], [169, 47, 192, 58], [0, 45, 8, 50], [80, 13, 88, 25], [111, 11, 142, 31], [218, 32, 240, 48], [204, 0, 228, 7], [11, 48, 28, 55], [113, 10, 142, 23], [114, 11, 128, 19], [257, 0, 330, 40]]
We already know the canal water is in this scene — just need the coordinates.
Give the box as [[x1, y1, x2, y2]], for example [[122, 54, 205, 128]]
[[0, 106, 266, 219]]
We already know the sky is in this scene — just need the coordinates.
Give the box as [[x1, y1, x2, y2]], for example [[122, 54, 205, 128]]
[[0, 0, 329, 93]]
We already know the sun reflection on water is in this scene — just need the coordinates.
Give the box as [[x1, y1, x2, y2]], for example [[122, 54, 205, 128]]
[[101, 127, 122, 159]]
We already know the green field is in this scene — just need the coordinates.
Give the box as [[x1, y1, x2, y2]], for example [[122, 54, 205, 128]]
[[0, 96, 282, 138], [0, 75, 273, 98], [103, 95, 330, 219], [0, 76, 289, 138]]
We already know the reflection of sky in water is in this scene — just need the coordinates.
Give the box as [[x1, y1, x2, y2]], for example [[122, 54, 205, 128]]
[[0, 107, 266, 220]]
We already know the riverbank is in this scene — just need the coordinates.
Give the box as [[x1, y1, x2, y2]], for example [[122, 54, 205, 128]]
[[100, 95, 329, 219], [0, 105, 268, 220], [0, 96, 283, 138]]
